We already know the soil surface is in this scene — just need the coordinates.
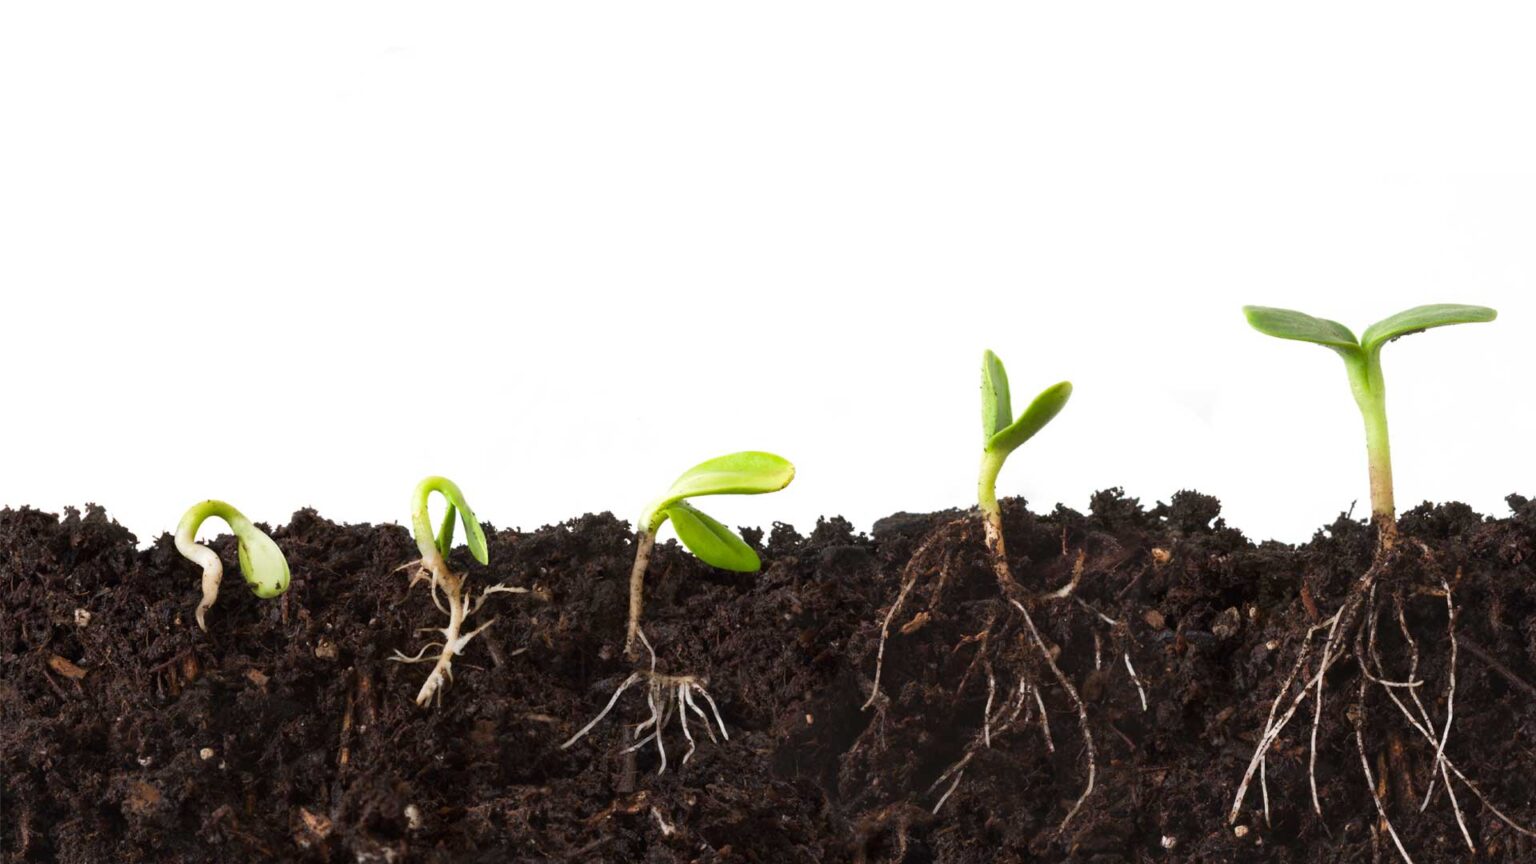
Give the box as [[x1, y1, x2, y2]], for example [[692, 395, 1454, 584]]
[[6, 491, 1536, 862]]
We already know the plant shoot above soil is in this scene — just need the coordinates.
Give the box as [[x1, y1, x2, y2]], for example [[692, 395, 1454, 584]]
[[175, 499, 290, 632], [978, 349, 1072, 592], [562, 452, 793, 774], [860, 351, 1140, 834], [624, 451, 795, 658], [393, 476, 524, 706], [1243, 304, 1495, 552]]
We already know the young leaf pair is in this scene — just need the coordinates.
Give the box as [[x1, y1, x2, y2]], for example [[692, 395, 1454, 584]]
[[626, 451, 795, 657], [1244, 303, 1496, 550]]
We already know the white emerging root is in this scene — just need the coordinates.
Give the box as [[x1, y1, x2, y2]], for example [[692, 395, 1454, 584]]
[[390, 552, 526, 706], [560, 629, 728, 773]]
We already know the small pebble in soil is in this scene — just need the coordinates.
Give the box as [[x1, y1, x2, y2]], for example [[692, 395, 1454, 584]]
[[405, 804, 423, 831], [74, 608, 91, 627], [199, 748, 214, 761], [1161, 835, 1177, 850], [1234, 825, 1250, 838]]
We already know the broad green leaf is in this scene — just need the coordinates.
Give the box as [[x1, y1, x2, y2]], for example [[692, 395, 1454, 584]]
[[663, 451, 795, 503], [665, 502, 761, 572], [981, 349, 1012, 440], [236, 525, 292, 599], [986, 381, 1072, 455], [1360, 304, 1496, 354], [1243, 306, 1359, 351]]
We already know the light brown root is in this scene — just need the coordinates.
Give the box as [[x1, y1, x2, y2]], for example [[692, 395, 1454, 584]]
[[392, 557, 527, 706], [1041, 549, 1086, 601], [863, 519, 969, 710]]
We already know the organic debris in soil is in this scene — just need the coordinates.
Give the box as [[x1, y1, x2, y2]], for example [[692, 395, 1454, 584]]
[[5, 492, 1536, 862]]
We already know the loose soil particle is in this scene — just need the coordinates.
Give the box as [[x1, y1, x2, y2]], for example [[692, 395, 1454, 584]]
[[5, 491, 1536, 862]]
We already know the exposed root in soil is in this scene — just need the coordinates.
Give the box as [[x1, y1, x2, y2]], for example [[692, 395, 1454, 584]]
[[861, 509, 1143, 837], [1230, 535, 1536, 861], [560, 629, 729, 773], [390, 556, 525, 706]]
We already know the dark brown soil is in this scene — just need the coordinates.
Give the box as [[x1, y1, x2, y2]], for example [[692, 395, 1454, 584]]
[[6, 491, 1536, 862]]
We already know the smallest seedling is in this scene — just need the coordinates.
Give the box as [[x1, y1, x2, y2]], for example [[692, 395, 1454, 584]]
[[175, 500, 290, 631]]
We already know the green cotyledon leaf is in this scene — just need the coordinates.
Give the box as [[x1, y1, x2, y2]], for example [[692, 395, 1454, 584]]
[[235, 525, 292, 598], [1243, 306, 1361, 353], [660, 452, 794, 508], [981, 349, 1012, 441], [985, 380, 1072, 456], [665, 501, 761, 572], [1359, 304, 1496, 355]]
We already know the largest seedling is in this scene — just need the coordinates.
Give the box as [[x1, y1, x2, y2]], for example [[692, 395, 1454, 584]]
[[861, 351, 1146, 835], [1233, 304, 1530, 860]]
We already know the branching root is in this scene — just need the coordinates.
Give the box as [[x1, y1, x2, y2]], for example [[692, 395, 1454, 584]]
[[390, 556, 527, 706]]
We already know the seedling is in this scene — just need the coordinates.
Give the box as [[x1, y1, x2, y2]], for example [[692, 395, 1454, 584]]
[[623, 451, 795, 658], [562, 451, 793, 772], [861, 351, 1134, 835], [1243, 303, 1496, 552], [391, 476, 524, 706], [978, 350, 1072, 596], [176, 500, 290, 631], [1232, 304, 1525, 859]]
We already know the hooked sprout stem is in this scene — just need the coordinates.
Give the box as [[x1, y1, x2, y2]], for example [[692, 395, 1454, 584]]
[[175, 500, 290, 632]]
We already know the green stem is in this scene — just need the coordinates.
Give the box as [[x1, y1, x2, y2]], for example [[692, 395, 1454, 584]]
[[978, 450, 1005, 521], [1343, 350, 1396, 549], [977, 449, 1021, 597]]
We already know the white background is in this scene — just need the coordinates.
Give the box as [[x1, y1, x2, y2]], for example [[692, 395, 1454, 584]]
[[3, 4, 1533, 547]]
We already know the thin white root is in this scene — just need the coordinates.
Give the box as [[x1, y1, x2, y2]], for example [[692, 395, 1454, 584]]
[[561, 630, 728, 772], [1041, 550, 1086, 601], [1011, 598, 1095, 835], [928, 677, 1032, 815], [1422, 579, 1457, 813], [864, 524, 963, 710], [1228, 612, 1342, 824], [1309, 611, 1342, 817], [561, 672, 643, 749], [1355, 675, 1415, 864], [1123, 652, 1148, 712], [1033, 685, 1055, 753]]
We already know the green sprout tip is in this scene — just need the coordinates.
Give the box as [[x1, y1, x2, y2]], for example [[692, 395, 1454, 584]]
[[175, 500, 290, 632]]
